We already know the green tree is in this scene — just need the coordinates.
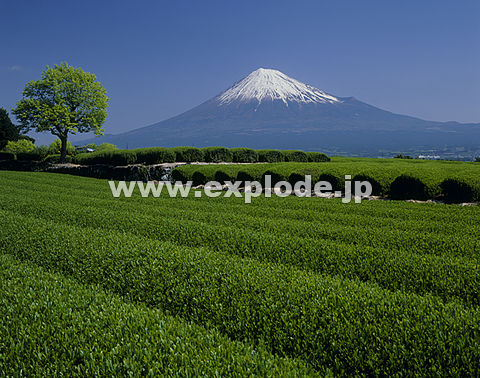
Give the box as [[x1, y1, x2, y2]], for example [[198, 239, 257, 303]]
[[0, 108, 20, 150], [96, 142, 117, 151], [13, 62, 109, 162], [48, 138, 76, 156], [4, 139, 35, 154]]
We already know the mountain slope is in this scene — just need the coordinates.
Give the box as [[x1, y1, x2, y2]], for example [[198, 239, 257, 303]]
[[87, 68, 480, 155]]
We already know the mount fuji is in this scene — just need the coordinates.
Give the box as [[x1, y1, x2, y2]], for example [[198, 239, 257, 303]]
[[89, 68, 480, 155]]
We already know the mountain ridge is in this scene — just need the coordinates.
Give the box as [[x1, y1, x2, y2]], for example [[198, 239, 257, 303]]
[[81, 68, 480, 156]]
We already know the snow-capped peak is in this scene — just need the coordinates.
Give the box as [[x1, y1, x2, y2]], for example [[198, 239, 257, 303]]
[[217, 68, 340, 106]]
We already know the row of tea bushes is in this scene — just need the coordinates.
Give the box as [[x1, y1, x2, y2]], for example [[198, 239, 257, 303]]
[[73, 146, 330, 165], [0, 254, 312, 375]]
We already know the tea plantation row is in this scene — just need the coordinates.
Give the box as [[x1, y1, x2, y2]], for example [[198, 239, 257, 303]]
[[172, 157, 480, 202], [0, 171, 479, 375]]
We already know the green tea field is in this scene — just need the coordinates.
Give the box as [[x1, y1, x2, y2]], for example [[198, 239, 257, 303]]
[[0, 170, 479, 375]]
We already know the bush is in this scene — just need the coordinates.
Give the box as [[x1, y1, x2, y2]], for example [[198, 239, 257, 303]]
[[0, 151, 15, 161], [236, 171, 255, 183], [48, 139, 76, 156], [4, 139, 36, 154], [75, 150, 137, 166], [306, 151, 330, 162], [16, 151, 43, 161], [44, 154, 73, 164], [231, 148, 258, 163], [96, 143, 117, 152], [282, 150, 308, 162], [389, 175, 430, 200], [214, 170, 233, 184], [353, 174, 383, 196], [202, 147, 233, 163], [262, 170, 286, 186], [257, 149, 285, 163], [440, 179, 477, 203], [192, 171, 207, 186], [133, 147, 176, 165], [172, 147, 204, 162]]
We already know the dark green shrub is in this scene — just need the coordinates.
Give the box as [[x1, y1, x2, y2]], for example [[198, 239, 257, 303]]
[[0, 151, 15, 161], [257, 150, 285, 163], [214, 170, 233, 184], [440, 179, 476, 203], [74, 150, 137, 166], [306, 151, 330, 162], [172, 147, 204, 162], [16, 151, 43, 161], [231, 148, 258, 163], [192, 171, 207, 186], [317, 173, 343, 191], [282, 150, 308, 162], [236, 171, 254, 183], [390, 175, 429, 200], [171, 169, 189, 183], [353, 174, 383, 196], [262, 170, 286, 186], [43, 154, 73, 164], [133, 147, 175, 165], [202, 147, 233, 163]]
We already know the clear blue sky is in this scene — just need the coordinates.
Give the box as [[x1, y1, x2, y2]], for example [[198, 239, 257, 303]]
[[1, 0, 479, 144]]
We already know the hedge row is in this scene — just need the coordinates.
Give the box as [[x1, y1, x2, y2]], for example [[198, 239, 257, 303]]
[[2, 183, 479, 307], [0, 254, 311, 376], [73, 147, 329, 166], [1, 211, 478, 375], [172, 159, 480, 203]]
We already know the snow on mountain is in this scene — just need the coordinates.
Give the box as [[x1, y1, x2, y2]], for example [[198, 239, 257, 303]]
[[217, 68, 341, 106]]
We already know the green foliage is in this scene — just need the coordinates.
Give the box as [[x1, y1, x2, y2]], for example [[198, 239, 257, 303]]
[[231, 147, 258, 163], [257, 149, 285, 162], [48, 138, 76, 156], [75, 150, 137, 166], [0, 151, 15, 161], [16, 151, 43, 161], [394, 154, 413, 159], [201, 147, 233, 162], [306, 151, 330, 162], [282, 150, 308, 162], [475, 157, 480, 163], [0, 255, 311, 376], [1, 171, 480, 375], [133, 147, 175, 165], [0, 108, 20, 150], [173, 157, 480, 202], [171, 146, 204, 162], [43, 154, 73, 164], [13, 62, 109, 161], [4, 139, 35, 154], [96, 142, 117, 152]]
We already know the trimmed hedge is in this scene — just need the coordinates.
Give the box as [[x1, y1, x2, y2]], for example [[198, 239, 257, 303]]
[[0, 151, 15, 161], [1, 211, 479, 376], [16, 151, 43, 161], [231, 148, 258, 163], [306, 151, 330, 162], [282, 150, 308, 162], [257, 149, 285, 163], [75, 150, 137, 166], [43, 154, 73, 164], [201, 147, 233, 163], [0, 254, 311, 376], [171, 147, 204, 162], [133, 147, 175, 165]]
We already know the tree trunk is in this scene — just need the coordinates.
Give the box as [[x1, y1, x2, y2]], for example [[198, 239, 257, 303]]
[[60, 135, 68, 163]]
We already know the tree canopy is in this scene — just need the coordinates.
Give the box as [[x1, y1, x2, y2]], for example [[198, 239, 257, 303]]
[[0, 108, 20, 150], [13, 62, 109, 162]]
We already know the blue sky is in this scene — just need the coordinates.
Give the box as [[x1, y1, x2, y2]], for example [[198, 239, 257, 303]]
[[1, 0, 479, 144]]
